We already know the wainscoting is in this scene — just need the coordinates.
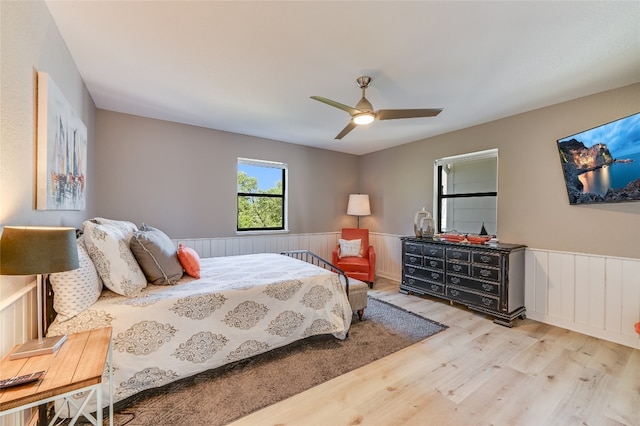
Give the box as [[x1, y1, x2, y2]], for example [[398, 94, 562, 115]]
[[525, 248, 640, 350], [0, 278, 37, 426]]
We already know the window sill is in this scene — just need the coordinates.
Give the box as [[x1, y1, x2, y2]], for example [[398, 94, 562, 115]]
[[235, 229, 290, 236]]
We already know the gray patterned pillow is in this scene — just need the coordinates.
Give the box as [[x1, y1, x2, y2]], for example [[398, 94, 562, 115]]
[[49, 236, 103, 322], [83, 220, 147, 297], [130, 224, 183, 285]]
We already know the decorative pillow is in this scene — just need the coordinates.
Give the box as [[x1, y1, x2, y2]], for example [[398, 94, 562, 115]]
[[177, 244, 201, 279], [338, 238, 362, 258], [83, 219, 147, 297], [130, 224, 183, 285], [49, 236, 103, 322]]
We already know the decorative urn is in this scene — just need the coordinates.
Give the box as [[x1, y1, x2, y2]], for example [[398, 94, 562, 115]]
[[414, 207, 434, 238]]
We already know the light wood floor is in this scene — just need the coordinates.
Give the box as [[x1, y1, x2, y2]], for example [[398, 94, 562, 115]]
[[229, 277, 639, 426]]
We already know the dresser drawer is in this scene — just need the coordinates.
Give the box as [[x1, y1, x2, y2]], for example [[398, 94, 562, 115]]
[[447, 248, 470, 262], [405, 254, 422, 266], [472, 265, 500, 282], [407, 266, 445, 284], [404, 242, 423, 255], [447, 262, 470, 275], [404, 277, 445, 295], [447, 287, 499, 311], [472, 251, 501, 267], [423, 244, 444, 259], [424, 257, 445, 270], [447, 274, 499, 295], [404, 264, 423, 277]]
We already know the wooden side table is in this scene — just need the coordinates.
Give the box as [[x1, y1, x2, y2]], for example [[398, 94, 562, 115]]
[[0, 327, 112, 426]]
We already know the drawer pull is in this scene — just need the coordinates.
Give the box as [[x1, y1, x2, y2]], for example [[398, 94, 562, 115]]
[[431, 272, 440, 280], [482, 283, 493, 292], [408, 278, 415, 285], [453, 264, 462, 272], [480, 269, 491, 277], [452, 252, 462, 259], [429, 260, 438, 267], [431, 285, 439, 292], [451, 277, 460, 284], [429, 249, 438, 255], [408, 267, 416, 274], [480, 255, 492, 263], [410, 257, 418, 264], [481, 297, 493, 306], [450, 289, 460, 297]]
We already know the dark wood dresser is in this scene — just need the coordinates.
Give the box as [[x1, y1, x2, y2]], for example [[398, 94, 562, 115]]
[[400, 236, 526, 327]]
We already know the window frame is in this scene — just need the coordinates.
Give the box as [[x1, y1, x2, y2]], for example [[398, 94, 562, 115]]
[[433, 149, 498, 235], [236, 158, 288, 233]]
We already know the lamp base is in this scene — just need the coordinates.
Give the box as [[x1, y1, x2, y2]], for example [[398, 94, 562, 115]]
[[9, 334, 67, 360]]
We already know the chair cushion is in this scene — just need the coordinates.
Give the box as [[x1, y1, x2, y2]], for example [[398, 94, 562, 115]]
[[337, 256, 370, 273]]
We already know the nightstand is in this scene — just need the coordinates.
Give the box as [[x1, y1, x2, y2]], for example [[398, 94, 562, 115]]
[[0, 327, 112, 426]]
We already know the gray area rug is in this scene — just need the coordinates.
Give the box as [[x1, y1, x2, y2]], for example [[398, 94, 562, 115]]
[[97, 297, 447, 426]]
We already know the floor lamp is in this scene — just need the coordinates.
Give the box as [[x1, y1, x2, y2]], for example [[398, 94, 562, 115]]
[[347, 194, 371, 228], [0, 226, 79, 360]]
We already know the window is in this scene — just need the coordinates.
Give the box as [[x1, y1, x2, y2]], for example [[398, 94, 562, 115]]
[[237, 158, 287, 232], [433, 149, 498, 235]]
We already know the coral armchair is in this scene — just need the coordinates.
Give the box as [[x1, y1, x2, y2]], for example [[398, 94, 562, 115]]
[[332, 228, 376, 288]]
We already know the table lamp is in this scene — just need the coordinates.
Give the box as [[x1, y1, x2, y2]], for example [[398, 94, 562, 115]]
[[347, 194, 371, 228], [0, 226, 78, 360]]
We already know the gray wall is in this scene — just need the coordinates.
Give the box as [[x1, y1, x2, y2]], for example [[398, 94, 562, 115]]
[[0, 1, 97, 296], [95, 110, 360, 239], [360, 83, 640, 259], [0, 0, 97, 227]]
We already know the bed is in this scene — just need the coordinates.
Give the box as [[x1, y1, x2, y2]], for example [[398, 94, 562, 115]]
[[43, 219, 353, 417]]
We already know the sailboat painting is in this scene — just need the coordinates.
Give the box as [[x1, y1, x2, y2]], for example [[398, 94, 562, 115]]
[[36, 72, 87, 210]]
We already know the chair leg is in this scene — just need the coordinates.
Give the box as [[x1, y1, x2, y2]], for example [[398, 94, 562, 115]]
[[357, 309, 364, 320]]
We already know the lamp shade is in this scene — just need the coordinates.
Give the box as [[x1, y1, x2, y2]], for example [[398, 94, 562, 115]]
[[347, 194, 371, 216], [0, 226, 79, 275]]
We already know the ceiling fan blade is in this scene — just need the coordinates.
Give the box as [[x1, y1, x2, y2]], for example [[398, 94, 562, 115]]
[[377, 108, 443, 120], [335, 121, 357, 140], [311, 96, 360, 116]]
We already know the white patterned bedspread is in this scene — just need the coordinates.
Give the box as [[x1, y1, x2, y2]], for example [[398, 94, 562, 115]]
[[47, 253, 352, 412]]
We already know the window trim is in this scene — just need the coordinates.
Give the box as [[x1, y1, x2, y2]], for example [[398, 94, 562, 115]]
[[433, 149, 498, 234], [236, 158, 288, 233]]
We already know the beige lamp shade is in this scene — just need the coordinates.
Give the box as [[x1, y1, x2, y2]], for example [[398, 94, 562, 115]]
[[0, 226, 79, 275], [347, 194, 371, 228], [347, 194, 371, 216], [0, 226, 79, 358]]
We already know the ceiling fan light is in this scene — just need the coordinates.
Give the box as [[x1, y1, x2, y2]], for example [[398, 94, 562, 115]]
[[353, 113, 374, 125]]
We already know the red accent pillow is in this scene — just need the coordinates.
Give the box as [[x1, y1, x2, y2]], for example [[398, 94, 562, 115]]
[[177, 244, 201, 279]]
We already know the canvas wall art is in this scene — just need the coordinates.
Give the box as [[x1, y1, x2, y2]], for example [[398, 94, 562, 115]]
[[36, 72, 87, 210]]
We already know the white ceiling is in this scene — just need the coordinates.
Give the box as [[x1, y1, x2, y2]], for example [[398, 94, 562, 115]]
[[45, 1, 640, 156]]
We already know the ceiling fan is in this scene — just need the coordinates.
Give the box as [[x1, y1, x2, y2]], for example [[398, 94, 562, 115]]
[[311, 76, 442, 140]]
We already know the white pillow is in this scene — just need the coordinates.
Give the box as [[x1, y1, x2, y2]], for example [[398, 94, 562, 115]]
[[338, 238, 362, 258], [92, 217, 138, 242], [49, 236, 103, 322], [83, 220, 147, 297]]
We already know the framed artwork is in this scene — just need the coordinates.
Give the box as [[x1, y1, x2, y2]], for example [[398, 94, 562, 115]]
[[36, 71, 87, 210]]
